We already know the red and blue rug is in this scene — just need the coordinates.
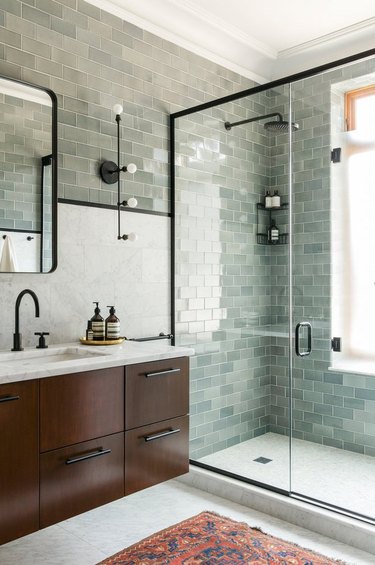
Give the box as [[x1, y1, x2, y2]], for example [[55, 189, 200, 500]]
[[98, 510, 347, 564]]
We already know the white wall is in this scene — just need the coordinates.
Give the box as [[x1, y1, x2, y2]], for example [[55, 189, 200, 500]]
[[0, 203, 170, 350]]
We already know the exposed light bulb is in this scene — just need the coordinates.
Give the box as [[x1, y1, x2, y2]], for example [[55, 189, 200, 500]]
[[126, 163, 137, 174], [127, 197, 138, 208], [113, 103, 123, 115], [127, 232, 138, 242]]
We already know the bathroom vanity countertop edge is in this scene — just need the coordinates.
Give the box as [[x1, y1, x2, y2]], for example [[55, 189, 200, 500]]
[[0, 341, 195, 384]]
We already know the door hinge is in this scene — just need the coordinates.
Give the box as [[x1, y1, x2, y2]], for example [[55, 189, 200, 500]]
[[331, 148, 341, 163], [331, 337, 341, 352]]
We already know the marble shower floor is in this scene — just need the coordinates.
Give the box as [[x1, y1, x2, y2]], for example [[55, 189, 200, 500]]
[[199, 432, 375, 519], [0, 478, 374, 565]]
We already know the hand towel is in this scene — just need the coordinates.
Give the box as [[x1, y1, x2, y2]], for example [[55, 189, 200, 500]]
[[0, 235, 19, 272]]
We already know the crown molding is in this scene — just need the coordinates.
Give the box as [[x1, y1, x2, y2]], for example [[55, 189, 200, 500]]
[[85, 0, 375, 85], [278, 17, 375, 59], [166, 0, 277, 59]]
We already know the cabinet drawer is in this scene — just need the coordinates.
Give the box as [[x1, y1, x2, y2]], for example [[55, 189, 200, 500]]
[[125, 415, 189, 495], [0, 380, 39, 544], [125, 357, 189, 429], [40, 367, 124, 452], [40, 432, 124, 528]]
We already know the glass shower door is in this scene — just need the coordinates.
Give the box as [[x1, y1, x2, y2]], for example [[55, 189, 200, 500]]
[[290, 56, 375, 522]]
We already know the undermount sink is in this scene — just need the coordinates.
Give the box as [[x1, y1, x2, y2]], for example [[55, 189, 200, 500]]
[[1, 346, 109, 366]]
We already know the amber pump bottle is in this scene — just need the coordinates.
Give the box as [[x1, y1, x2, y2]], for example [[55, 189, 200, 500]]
[[91, 302, 105, 340], [105, 306, 120, 340]]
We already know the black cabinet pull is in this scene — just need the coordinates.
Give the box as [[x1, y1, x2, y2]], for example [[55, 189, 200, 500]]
[[295, 322, 312, 357], [0, 395, 20, 403], [144, 428, 181, 442], [65, 448, 111, 465], [145, 368, 181, 378]]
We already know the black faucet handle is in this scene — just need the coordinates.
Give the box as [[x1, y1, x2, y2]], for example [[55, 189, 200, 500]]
[[35, 332, 49, 349]]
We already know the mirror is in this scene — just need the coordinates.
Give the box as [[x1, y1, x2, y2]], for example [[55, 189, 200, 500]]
[[0, 76, 57, 273]]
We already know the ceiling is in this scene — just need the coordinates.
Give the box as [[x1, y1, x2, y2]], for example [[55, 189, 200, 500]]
[[88, 0, 375, 82]]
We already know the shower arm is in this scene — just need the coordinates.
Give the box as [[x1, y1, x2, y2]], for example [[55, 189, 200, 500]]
[[224, 112, 283, 131]]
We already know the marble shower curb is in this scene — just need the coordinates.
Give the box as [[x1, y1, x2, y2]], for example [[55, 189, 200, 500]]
[[178, 465, 375, 555]]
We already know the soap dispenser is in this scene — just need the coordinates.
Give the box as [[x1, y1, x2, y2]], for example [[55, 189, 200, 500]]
[[91, 302, 105, 341], [106, 306, 120, 340]]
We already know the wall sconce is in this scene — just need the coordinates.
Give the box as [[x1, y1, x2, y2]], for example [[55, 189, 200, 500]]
[[100, 103, 138, 241]]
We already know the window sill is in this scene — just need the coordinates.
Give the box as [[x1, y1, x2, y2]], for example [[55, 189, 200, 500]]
[[329, 357, 375, 377]]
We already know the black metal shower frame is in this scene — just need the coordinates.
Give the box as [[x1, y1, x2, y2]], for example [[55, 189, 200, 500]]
[[170, 47, 375, 344], [169, 48, 375, 525]]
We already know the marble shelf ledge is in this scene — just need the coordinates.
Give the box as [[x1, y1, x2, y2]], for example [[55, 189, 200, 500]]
[[329, 357, 375, 377], [241, 325, 289, 338]]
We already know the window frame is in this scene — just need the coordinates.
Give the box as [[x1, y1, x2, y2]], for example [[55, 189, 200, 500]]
[[345, 84, 375, 130]]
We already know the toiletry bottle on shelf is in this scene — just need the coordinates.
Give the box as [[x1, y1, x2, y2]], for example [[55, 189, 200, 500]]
[[268, 220, 279, 244], [91, 302, 105, 340], [271, 190, 280, 208], [265, 190, 272, 208], [86, 320, 94, 341], [106, 306, 120, 340]]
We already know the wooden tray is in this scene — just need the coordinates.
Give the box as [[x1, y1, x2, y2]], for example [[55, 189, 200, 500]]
[[80, 337, 125, 346]]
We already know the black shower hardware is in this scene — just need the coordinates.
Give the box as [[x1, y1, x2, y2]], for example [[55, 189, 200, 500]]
[[295, 322, 312, 357], [99, 103, 138, 241], [224, 112, 299, 132]]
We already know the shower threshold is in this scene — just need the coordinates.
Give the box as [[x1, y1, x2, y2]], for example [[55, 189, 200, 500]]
[[194, 432, 375, 521]]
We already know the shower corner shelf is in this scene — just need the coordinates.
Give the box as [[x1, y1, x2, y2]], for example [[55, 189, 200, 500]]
[[257, 232, 289, 245], [256, 201, 289, 245]]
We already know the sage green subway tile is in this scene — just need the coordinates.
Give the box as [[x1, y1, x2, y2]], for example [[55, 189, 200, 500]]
[[63, 66, 88, 86], [323, 437, 342, 449], [1, 28, 22, 49], [36, 0, 62, 18], [344, 397, 365, 410], [76, 0, 100, 20], [21, 3, 50, 27], [344, 442, 365, 454], [354, 433, 375, 448], [51, 15, 76, 39], [36, 57, 62, 78], [355, 389, 375, 401], [63, 184, 89, 200]]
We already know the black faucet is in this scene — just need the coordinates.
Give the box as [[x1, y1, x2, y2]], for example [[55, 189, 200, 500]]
[[12, 289, 40, 351]]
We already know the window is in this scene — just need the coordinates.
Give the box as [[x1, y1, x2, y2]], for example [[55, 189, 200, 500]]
[[339, 86, 375, 359], [345, 85, 375, 131]]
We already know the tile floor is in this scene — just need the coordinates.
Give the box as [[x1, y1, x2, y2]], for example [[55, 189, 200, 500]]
[[199, 432, 375, 519], [0, 478, 374, 564]]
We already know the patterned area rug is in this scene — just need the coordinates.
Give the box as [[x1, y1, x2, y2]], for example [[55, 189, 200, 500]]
[[97, 510, 347, 564]]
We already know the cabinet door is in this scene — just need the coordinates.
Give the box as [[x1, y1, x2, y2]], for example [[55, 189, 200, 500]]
[[0, 380, 39, 544], [40, 367, 124, 452], [125, 415, 189, 495], [125, 357, 189, 429], [40, 432, 124, 528]]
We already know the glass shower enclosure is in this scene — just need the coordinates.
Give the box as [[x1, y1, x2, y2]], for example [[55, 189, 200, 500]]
[[171, 49, 375, 523]]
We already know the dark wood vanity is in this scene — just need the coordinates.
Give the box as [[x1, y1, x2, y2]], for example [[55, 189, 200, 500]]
[[0, 357, 189, 545]]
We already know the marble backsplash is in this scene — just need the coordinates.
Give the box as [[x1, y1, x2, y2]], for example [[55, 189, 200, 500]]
[[0, 203, 170, 351]]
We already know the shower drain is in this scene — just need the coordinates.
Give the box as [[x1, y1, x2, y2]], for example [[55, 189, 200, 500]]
[[253, 456, 272, 464]]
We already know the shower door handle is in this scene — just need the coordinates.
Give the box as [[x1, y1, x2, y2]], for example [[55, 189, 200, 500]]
[[295, 322, 312, 357]]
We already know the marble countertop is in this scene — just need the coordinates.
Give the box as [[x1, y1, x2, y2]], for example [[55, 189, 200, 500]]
[[0, 341, 195, 385]]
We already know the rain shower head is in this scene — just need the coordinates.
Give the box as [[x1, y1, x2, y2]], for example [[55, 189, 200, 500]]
[[264, 119, 299, 132], [224, 112, 299, 133]]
